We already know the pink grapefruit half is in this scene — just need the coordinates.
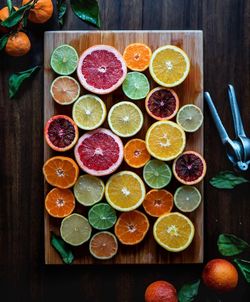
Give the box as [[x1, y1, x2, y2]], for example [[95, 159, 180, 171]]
[[77, 45, 127, 95], [74, 128, 124, 176]]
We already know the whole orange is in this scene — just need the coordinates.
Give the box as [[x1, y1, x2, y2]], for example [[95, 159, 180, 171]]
[[22, 0, 53, 24], [0, 6, 19, 33], [5, 32, 31, 57], [202, 259, 238, 293], [145, 280, 178, 302]]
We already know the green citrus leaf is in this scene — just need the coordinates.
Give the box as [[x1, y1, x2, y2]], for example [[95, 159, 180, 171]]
[[8, 66, 40, 99], [178, 279, 200, 302], [51, 232, 74, 264], [57, 0, 67, 27], [0, 34, 9, 51], [209, 170, 249, 189], [234, 259, 250, 283], [70, 0, 101, 28], [217, 234, 250, 256]]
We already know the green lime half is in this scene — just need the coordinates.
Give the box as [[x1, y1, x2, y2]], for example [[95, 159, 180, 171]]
[[122, 72, 150, 100], [176, 104, 203, 132], [73, 175, 105, 206], [143, 159, 172, 189], [174, 186, 201, 212], [88, 203, 117, 230], [50, 44, 79, 75], [60, 213, 92, 246]]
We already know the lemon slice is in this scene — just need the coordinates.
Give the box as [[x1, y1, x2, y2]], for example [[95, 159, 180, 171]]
[[174, 186, 201, 212]]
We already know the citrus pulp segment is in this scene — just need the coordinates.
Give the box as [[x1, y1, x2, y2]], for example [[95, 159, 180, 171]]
[[108, 101, 143, 137], [174, 186, 201, 212], [122, 72, 150, 100], [72, 94, 106, 130], [123, 43, 152, 71], [176, 104, 204, 132], [74, 128, 123, 176], [88, 203, 117, 230], [143, 189, 173, 217], [153, 212, 195, 252], [60, 213, 92, 246], [145, 121, 186, 161], [149, 45, 190, 87], [143, 159, 172, 189], [105, 171, 146, 212], [89, 231, 118, 260], [73, 174, 104, 206], [50, 44, 79, 75], [77, 45, 127, 94], [124, 139, 151, 168]]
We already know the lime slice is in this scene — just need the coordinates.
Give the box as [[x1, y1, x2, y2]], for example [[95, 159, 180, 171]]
[[73, 175, 105, 206], [122, 72, 150, 100], [143, 159, 172, 189], [72, 94, 106, 130], [108, 101, 143, 137], [174, 186, 201, 212], [176, 104, 203, 132], [60, 213, 92, 246], [88, 203, 117, 230], [50, 44, 79, 75]]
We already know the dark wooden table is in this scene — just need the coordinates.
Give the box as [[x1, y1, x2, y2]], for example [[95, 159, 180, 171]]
[[0, 1, 250, 301]]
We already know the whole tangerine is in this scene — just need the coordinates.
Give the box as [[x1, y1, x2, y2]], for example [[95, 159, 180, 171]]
[[145, 280, 178, 302], [22, 0, 53, 24], [0, 6, 19, 33], [202, 259, 238, 293], [5, 32, 31, 57]]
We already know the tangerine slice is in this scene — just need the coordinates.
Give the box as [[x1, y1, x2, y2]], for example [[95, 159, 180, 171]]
[[43, 156, 79, 189], [143, 189, 173, 217], [123, 43, 152, 71], [124, 139, 150, 168], [115, 210, 149, 245]]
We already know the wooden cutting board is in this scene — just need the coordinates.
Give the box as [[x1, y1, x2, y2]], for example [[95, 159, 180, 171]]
[[44, 30, 203, 264]]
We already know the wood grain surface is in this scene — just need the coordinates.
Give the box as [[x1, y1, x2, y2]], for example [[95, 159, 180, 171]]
[[44, 30, 203, 264], [1, 0, 250, 301]]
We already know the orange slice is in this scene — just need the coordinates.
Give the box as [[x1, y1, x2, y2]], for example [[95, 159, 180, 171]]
[[143, 189, 173, 217], [123, 43, 152, 71], [124, 139, 151, 168]]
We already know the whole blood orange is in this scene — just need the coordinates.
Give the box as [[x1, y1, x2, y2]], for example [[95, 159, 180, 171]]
[[145, 280, 178, 302], [202, 259, 238, 293], [5, 32, 31, 57], [22, 0, 53, 24]]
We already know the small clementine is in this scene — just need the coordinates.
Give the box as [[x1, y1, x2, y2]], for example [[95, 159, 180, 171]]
[[22, 0, 53, 24], [5, 32, 31, 56]]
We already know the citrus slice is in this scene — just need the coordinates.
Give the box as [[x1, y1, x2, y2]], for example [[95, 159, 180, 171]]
[[45, 188, 75, 218], [50, 76, 80, 105], [77, 45, 127, 94], [123, 43, 152, 71], [73, 174, 104, 206], [145, 87, 179, 120], [115, 210, 149, 245], [145, 121, 186, 161], [44, 115, 79, 152], [43, 156, 79, 189], [176, 104, 204, 132], [149, 45, 190, 87], [105, 171, 146, 212], [143, 159, 172, 189], [174, 186, 201, 212], [173, 151, 206, 185], [88, 203, 117, 230], [50, 44, 79, 75], [72, 94, 106, 130], [143, 189, 173, 217], [60, 213, 92, 246], [124, 139, 151, 168], [108, 101, 143, 137], [153, 212, 195, 252], [74, 128, 123, 176], [89, 231, 118, 260], [122, 72, 150, 100]]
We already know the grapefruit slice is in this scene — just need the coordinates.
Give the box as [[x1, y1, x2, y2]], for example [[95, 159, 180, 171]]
[[74, 128, 123, 176], [77, 45, 127, 94]]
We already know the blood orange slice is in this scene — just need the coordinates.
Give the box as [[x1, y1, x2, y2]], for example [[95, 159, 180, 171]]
[[173, 151, 207, 185], [77, 45, 127, 94], [44, 115, 79, 152], [74, 128, 123, 176], [145, 87, 179, 120]]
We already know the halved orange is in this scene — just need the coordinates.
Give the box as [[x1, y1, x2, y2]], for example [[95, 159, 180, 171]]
[[143, 189, 173, 217], [124, 139, 151, 168], [43, 156, 79, 189], [115, 210, 149, 245], [123, 43, 152, 71], [45, 188, 75, 218]]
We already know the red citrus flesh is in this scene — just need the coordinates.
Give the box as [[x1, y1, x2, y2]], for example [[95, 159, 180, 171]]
[[77, 45, 127, 94], [44, 115, 79, 152], [145, 87, 179, 120], [74, 128, 124, 176], [173, 151, 206, 185]]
